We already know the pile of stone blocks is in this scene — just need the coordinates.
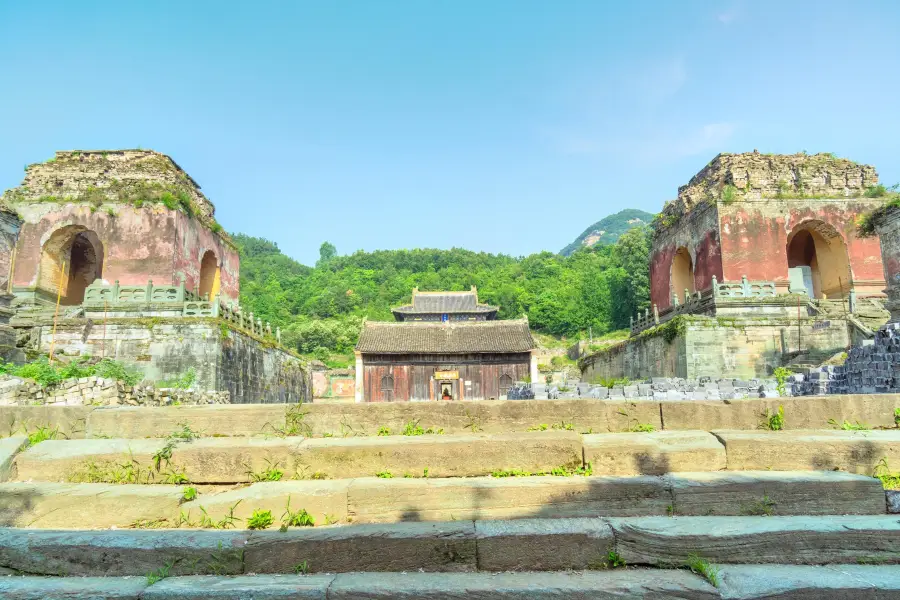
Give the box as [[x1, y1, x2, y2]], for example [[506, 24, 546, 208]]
[[845, 323, 900, 393], [0, 375, 230, 407], [571, 377, 782, 401]]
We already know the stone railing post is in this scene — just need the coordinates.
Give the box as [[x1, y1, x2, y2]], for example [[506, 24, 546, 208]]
[[741, 275, 750, 297], [257, 318, 263, 335], [653, 304, 659, 324], [630, 315, 634, 330], [849, 288, 857, 314], [276, 327, 281, 344], [177, 278, 185, 302], [672, 292, 679, 307], [711, 275, 718, 297], [684, 288, 690, 305], [112, 280, 120, 303], [146, 280, 153, 305]]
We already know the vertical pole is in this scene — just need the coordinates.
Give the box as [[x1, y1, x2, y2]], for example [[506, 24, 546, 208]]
[[797, 293, 802, 354], [101, 299, 108, 359], [48, 261, 67, 365], [7, 245, 16, 294]]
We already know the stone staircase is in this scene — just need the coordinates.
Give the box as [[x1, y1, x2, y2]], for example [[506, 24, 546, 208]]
[[0, 397, 898, 598]]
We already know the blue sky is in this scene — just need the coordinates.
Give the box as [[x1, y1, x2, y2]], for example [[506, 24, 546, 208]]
[[1, 1, 898, 265]]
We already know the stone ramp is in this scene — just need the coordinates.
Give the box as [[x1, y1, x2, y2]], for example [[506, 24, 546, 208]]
[[0, 471, 886, 529], [0, 516, 898, 576]]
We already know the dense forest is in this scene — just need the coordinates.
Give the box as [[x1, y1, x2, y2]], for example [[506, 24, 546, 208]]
[[234, 228, 651, 363], [559, 208, 654, 256]]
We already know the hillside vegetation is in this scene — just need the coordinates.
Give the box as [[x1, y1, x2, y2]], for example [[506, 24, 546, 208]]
[[559, 208, 654, 256], [234, 228, 650, 364]]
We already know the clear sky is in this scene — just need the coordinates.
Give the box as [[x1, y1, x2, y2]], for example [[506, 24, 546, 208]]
[[1, 1, 898, 265]]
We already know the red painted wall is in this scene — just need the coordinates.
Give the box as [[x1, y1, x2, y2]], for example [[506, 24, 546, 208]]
[[13, 204, 176, 289], [719, 201, 885, 292], [172, 212, 240, 302]]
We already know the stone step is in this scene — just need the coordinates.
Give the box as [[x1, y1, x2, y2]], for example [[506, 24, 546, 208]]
[[11, 432, 583, 483], [0, 470, 886, 530], [583, 431, 726, 475], [2, 394, 898, 440], [714, 429, 900, 474], [0, 516, 897, 576], [4, 567, 900, 599]]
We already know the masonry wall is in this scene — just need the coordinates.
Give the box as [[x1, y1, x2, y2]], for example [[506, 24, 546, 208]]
[[173, 211, 240, 302], [580, 317, 852, 380], [649, 203, 723, 310], [29, 319, 309, 403], [875, 208, 900, 323], [718, 199, 886, 297], [0, 210, 21, 292], [12, 203, 177, 293]]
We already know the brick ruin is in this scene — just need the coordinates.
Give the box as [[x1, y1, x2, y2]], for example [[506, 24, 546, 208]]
[[581, 151, 894, 382], [0, 150, 310, 403]]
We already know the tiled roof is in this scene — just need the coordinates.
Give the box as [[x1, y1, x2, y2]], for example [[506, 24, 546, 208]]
[[356, 319, 535, 354], [392, 304, 497, 314]]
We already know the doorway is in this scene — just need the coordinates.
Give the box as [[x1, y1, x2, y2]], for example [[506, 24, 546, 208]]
[[786, 221, 852, 299], [435, 380, 458, 401]]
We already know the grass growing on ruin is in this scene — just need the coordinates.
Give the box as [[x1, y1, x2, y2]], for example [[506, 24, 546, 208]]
[[491, 462, 593, 478], [156, 367, 197, 390], [294, 561, 310, 575], [741, 494, 777, 516], [145, 560, 176, 585], [24, 425, 64, 447], [0, 356, 142, 387], [895, 408, 900, 428], [874, 458, 900, 490], [828, 418, 871, 431], [760, 405, 785, 431], [685, 554, 720, 588], [527, 421, 575, 432], [281, 497, 315, 530], [591, 376, 632, 388], [376, 470, 394, 478], [247, 509, 274, 530], [182, 487, 198, 502], [629, 423, 655, 432], [402, 419, 444, 435], [248, 459, 284, 482]]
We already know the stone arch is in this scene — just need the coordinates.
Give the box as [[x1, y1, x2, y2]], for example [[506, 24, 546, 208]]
[[670, 246, 695, 302], [198, 250, 221, 300], [786, 220, 852, 299], [38, 225, 104, 305]]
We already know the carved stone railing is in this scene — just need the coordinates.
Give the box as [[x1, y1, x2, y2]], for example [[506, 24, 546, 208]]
[[82, 280, 281, 343], [712, 275, 776, 299]]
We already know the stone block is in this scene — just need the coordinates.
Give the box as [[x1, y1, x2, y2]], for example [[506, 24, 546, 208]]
[[0, 436, 26, 481], [0, 529, 249, 575], [0, 482, 186, 528], [181, 480, 349, 527], [13, 438, 167, 482], [86, 404, 287, 438], [582, 431, 726, 476], [0, 577, 148, 599], [667, 470, 886, 516], [610, 515, 900, 566], [714, 430, 900, 473], [325, 571, 719, 599], [717, 564, 900, 599], [604, 400, 662, 433], [244, 521, 476, 573], [143, 575, 334, 599], [347, 475, 670, 523], [0, 406, 93, 439], [475, 518, 612, 571], [293, 432, 582, 479], [888, 490, 900, 514]]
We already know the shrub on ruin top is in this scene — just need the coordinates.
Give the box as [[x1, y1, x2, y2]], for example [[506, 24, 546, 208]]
[[1, 356, 142, 387]]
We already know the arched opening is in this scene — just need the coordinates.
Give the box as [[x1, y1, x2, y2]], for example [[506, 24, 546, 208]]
[[380, 375, 394, 402], [786, 221, 852, 299], [670, 247, 695, 303], [198, 250, 221, 300], [38, 226, 104, 305]]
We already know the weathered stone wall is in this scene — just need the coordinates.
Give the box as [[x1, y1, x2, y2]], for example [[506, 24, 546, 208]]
[[718, 198, 885, 296], [26, 319, 309, 404], [173, 211, 239, 302], [0, 375, 229, 406], [581, 316, 851, 380], [0, 209, 21, 292], [650, 202, 722, 309], [875, 207, 900, 323]]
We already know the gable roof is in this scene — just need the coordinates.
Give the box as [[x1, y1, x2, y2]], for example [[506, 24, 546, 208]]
[[391, 287, 498, 316], [356, 319, 534, 354]]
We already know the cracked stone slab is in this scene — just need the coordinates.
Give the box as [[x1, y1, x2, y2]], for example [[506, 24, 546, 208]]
[[325, 570, 720, 599], [143, 574, 335, 599], [717, 564, 900, 599], [0, 576, 147, 599], [475, 517, 613, 571], [608, 515, 900, 566], [583, 431, 726, 476], [347, 475, 670, 523], [244, 521, 476, 574], [666, 470, 887, 516], [0, 529, 249, 576]]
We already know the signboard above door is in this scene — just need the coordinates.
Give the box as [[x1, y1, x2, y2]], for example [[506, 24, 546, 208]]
[[434, 370, 459, 380]]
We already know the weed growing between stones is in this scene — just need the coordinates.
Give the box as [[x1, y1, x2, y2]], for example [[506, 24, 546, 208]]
[[294, 561, 310, 575], [741, 494, 777, 516], [491, 462, 593, 478], [269, 403, 311, 437], [402, 419, 443, 435], [895, 408, 900, 428], [828, 418, 871, 431], [24, 424, 64, 447], [629, 423, 655, 432], [376, 470, 394, 478], [760, 405, 785, 431], [377, 427, 391, 436], [146, 559, 176, 585], [324, 514, 338, 525], [280, 497, 315, 530], [182, 487, 198, 502], [685, 554, 720, 588], [605, 550, 626, 568], [248, 458, 284, 482], [247, 509, 274, 530], [873, 458, 900, 489], [464, 409, 483, 433], [527, 421, 575, 432]]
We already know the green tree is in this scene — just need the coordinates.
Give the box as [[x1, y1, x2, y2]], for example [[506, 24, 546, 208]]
[[318, 241, 337, 265]]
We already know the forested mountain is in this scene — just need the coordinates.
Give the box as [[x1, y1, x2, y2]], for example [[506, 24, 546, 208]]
[[559, 208, 655, 256], [234, 228, 650, 362]]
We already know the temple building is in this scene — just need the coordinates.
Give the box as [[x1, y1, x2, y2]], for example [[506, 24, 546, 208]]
[[355, 289, 537, 402], [391, 286, 498, 321]]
